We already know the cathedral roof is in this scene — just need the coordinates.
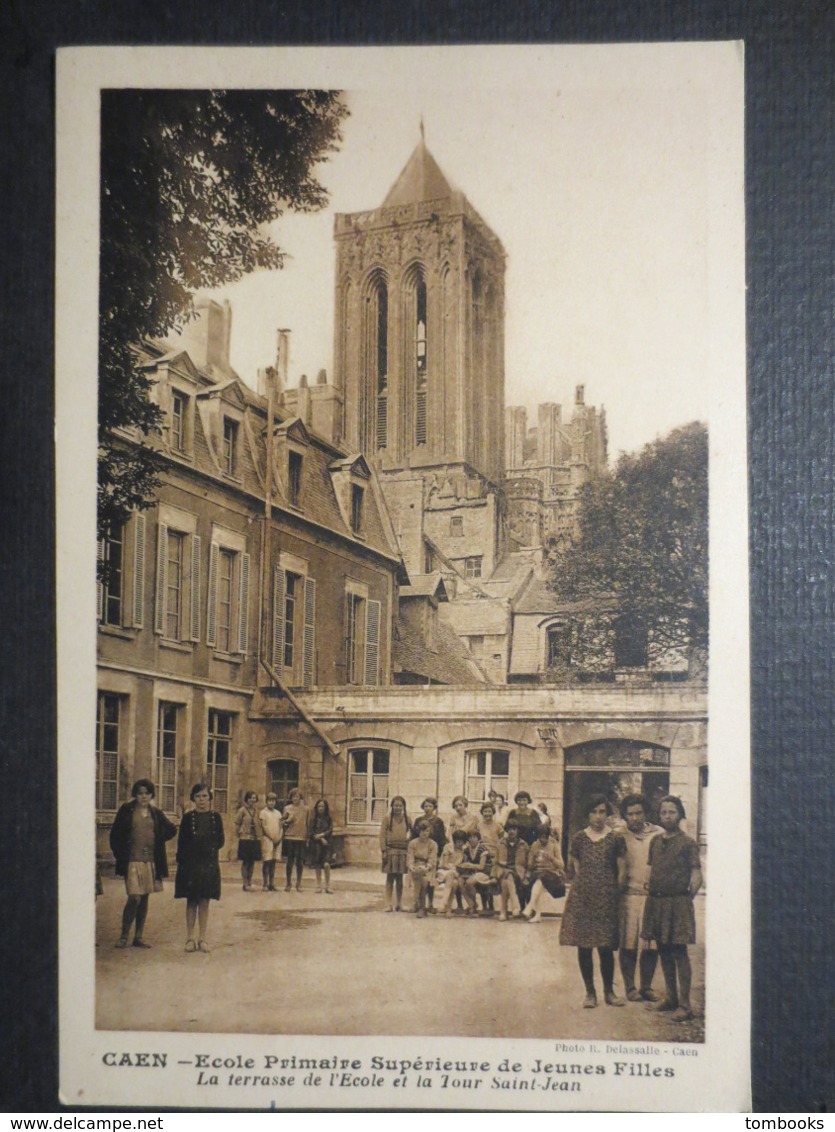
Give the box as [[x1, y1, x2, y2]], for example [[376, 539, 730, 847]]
[[382, 135, 455, 207]]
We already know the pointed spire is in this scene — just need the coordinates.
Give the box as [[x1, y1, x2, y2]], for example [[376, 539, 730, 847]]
[[381, 125, 455, 208]]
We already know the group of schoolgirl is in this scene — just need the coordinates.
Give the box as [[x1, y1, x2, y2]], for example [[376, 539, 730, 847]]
[[380, 791, 565, 920], [233, 788, 334, 894]]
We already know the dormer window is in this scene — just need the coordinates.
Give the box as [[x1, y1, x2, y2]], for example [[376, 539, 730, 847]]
[[288, 450, 303, 507], [171, 391, 188, 452], [351, 483, 364, 534], [222, 417, 238, 475]]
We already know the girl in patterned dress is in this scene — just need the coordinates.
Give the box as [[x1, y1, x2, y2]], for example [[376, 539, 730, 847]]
[[379, 796, 412, 911], [559, 794, 627, 1008]]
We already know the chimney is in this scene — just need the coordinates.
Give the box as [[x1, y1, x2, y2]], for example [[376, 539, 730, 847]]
[[297, 374, 312, 426], [177, 298, 231, 372], [276, 329, 291, 395], [575, 383, 585, 406]]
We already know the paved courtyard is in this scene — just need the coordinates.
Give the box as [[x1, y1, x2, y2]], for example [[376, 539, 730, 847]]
[[96, 864, 705, 1044]]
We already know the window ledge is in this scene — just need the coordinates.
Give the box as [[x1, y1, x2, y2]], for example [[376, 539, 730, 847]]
[[167, 449, 195, 464], [159, 638, 194, 654], [222, 472, 243, 485], [211, 651, 244, 666], [98, 624, 137, 640]]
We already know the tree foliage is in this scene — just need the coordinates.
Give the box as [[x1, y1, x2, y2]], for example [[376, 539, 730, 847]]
[[547, 422, 708, 670], [98, 88, 348, 537]]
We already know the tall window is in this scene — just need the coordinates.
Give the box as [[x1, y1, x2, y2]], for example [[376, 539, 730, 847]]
[[273, 566, 316, 689], [283, 571, 302, 673], [547, 623, 573, 669], [464, 556, 482, 579], [375, 280, 388, 449], [222, 417, 238, 475], [96, 692, 121, 810], [99, 524, 124, 626], [165, 530, 185, 640], [154, 518, 201, 643], [268, 759, 299, 808], [351, 484, 364, 534], [450, 515, 464, 538], [288, 450, 303, 507], [348, 748, 389, 824], [207, 541, 250, 655], [346, 592, 365, 684], [156, 702, 179, 812], [414, 278, 428, 446], [466, 749, 510, 804], [614, 615, 648, 668], [215, 548, 236, 654], [171, 391, 188, 452], [206, 709, 231, 812]]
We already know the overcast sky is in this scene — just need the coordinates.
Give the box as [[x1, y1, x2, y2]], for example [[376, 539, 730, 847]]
[[203, 55, 730, 460]]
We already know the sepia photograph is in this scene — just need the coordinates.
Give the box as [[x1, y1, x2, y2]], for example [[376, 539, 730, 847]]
[[57, 44, 748, 1110]]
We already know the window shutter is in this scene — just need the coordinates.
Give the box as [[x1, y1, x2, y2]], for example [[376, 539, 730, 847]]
[[153, 522, 168, 635], [189, 534, 201, 642], [272, 566, 286, 672], [365, 599, 381, 686], [302, 576, 316, 689], [237, 552, 251, 654], [96, 539, 105, 623], [132, 513, 146, 628], [206, 542, 219, 648]]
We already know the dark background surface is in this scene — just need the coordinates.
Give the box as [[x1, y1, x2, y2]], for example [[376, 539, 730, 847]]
[[1, 0, 833, 1113]]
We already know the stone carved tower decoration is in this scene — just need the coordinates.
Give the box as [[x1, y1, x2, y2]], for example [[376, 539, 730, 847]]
[[333, 132, 506, 491]]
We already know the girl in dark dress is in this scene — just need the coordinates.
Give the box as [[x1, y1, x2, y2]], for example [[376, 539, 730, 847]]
[[175, 783, 225, 953], [309, 798, 334, 894], [641, 795, 703, 1021], [559, 793, 627, 1008]]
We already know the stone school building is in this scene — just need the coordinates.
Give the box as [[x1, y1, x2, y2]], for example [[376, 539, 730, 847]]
[[96, 132, 707, 867]]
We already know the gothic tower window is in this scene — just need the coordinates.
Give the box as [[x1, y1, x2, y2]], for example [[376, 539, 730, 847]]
[[362, 272, 388, 452], [376, 281, 388, 449], [415, 277, 428, 446]]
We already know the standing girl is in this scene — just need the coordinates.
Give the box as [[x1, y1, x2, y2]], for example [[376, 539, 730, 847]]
[[640, 795, 703, 1021], [175, 783, 225, 952], [379, 795, 412, 911], [309, 798, 334, 894], [234, 791, 263, 891], [559, 794, 627, 1007], [282, 788, 310, 891], [109, 779, 177, 949]]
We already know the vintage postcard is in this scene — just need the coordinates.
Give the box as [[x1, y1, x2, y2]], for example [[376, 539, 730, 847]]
[[56, 44, 748, 1110]]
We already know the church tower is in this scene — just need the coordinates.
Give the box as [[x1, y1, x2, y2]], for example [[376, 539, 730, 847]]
[[333, 130, 506, 578]]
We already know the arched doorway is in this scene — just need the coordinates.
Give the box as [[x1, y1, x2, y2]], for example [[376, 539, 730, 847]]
[[266, 758, 300, 809], [562, 739, 670, 858]]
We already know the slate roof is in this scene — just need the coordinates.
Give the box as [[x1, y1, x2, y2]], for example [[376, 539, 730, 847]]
[[513, 574, 609, 615], [398, 572, 449, 601], [382, 137, 456, 207], [136, 342, 402, 566], [393, 616, 487, 685]]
